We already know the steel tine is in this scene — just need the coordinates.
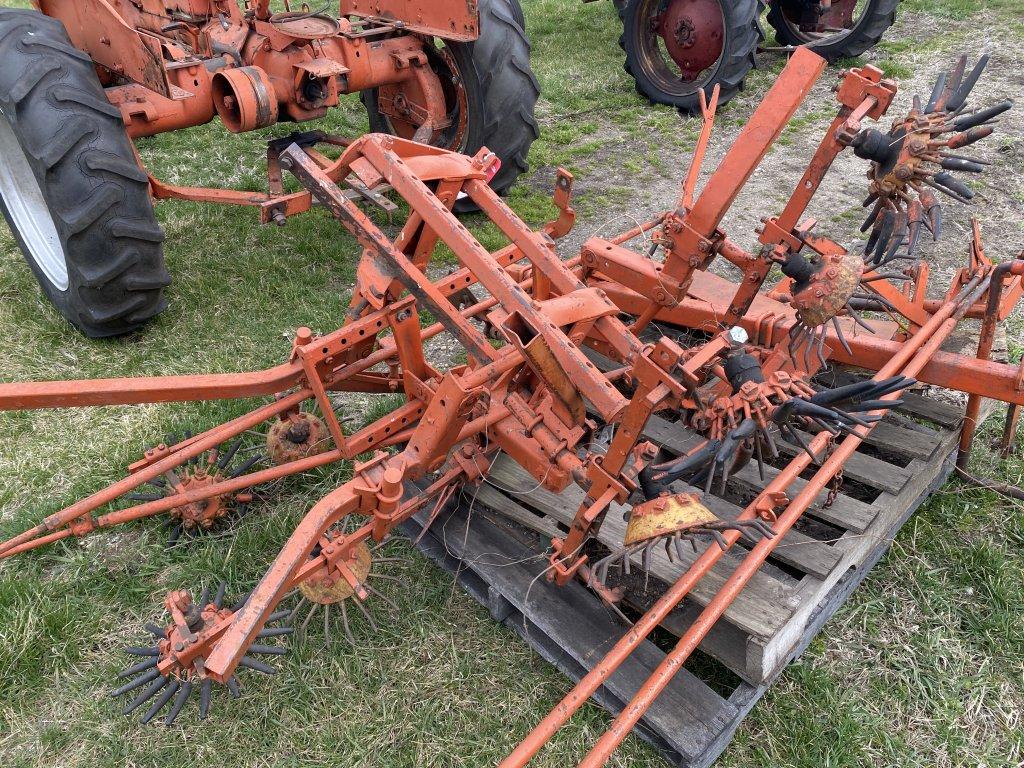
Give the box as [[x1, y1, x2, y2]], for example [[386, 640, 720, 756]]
[[121, 675, 168, 714], [925, 71, 946, 113], [230, 591, 252, 612], [125, 646, 160, 657], [163, 680, 193, 726], [112, 668, 162, 698], [214, 581, 227, 609], [238, 656, 277, 675], [145, 622, 167, 639], [339, 600, 356, 645], [946, 55, 989, 111], [248, 644, 288, 655], [140, 679, 179, 724], [831, 316, 853, 357], [352, 596, 378, 631], [119, 657, 159, 679], [218, 438, 243, 469], [226, 676, 241, 699], [199, 679, 212, 719]]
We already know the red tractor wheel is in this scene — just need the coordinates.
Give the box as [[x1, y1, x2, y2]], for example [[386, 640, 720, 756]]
[[766, 0, 899, 61], [620, 0, 759, 111]]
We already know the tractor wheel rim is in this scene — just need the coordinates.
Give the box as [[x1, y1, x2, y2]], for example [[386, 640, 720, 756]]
[[0, 112, 68, 291], [778, 0, 865, 43], [377, 42, 469, 153], [635, 0, 725, 95]]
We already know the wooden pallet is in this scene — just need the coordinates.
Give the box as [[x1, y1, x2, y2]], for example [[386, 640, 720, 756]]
[[400, 390, 965, 767]]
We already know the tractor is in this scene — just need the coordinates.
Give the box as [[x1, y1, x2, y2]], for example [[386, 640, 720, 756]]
[[604, 0, 899, 110], [0, 0, 537, 337]]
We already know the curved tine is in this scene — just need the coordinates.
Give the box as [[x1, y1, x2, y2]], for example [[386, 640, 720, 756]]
[[248, 644, 288, 655], [125, 646, 160, 657], [953, 99, 1014, 131], [217, 438, 244, 470], [844, 398, 904, 413], [119, 657, 159, 679], [861, 197, 885, 233], [366, 584, 400, 612], [709, 529, 729, 551], [299, 602, 320, 636], [226, 676, 241, 699], [238, 656, 276, 675], [198, 679, 212, 720], [164, 680, 193, 726], [325, 604, 332, 645], [848, 310, 877, 334], [145, 622, 168, 640], [863, 213, 886, 257], [140, 679, 180, 724], [831, 316, 854, 357], [112, 668, 162, 698], [121, 675, 168, 715], [946, 54, 988, 111], [640, 540, 653, 574], [266, 608, 292, 623], [929, 201, 943, 241], [673, 534, 689, 562], [198, 585, 210, 609], [230, 590, 252, 613], [753, 431, 765, 482], [663, 536, 675, 564], [352, 597, 378, 632], [874, 209, 904, 264], [229, 455, 263, 479], [938, 55, 968, 112], [925, 71, 946, 113], [127, 492, 164, 502], [287, 596, 307, 624], [167, 525, 183, 547], [781, 423, 818, 463], [879, 212, 909, 266], [815, 327, 828, 370], [622, 547, 632, 576], [760, 422, 780, 458], [810, 378, 877, 406], [257, 625, 293, 638], [339, 600, 356, 645], [214, 581, 227, 609]]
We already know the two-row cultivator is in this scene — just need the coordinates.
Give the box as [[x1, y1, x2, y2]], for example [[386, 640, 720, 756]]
[[1, 47, 1021, 764]]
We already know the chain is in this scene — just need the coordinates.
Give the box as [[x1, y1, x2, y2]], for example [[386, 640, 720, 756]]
[[823, 435, 844, 509]]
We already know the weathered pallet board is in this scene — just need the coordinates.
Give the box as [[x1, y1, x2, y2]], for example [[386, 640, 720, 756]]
[[399, 386, 966, 767]]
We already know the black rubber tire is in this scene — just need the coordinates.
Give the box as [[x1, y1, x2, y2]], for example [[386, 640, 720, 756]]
[[509, 0, 526, 31], [620, 0, 760, 112], [766, 0, 898, 61], [362, 0, 539, 199], [0, 9, 168, 338]]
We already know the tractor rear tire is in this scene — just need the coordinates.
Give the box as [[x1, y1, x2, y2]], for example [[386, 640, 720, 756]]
[[0, 9, 169, 338], [620, 0, 760, 112], [766, 0, 899, 61], [363, 0, 540, 200]]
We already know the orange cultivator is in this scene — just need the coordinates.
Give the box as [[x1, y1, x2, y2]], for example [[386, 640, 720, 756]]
[[0, 48, 1021, 762]]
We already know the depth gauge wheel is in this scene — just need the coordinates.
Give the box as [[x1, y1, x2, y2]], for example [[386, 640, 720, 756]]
[[620, 0, 760, 111], [766, 0, 899, 61], [0, 9, 169, 338], [361, 0, 539, 200]]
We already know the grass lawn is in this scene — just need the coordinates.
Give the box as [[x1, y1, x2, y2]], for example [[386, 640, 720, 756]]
[[1, 1, 1023, 766]]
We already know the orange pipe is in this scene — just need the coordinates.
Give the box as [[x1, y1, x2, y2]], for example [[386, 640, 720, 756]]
[[577, 314, 964, 767], [501, 273, 983, 768]]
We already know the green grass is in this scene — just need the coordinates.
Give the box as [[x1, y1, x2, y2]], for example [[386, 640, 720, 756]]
[[2, 1, 1024, 766]]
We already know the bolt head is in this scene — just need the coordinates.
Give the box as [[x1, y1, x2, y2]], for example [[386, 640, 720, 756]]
[[727, 326, 749, 346]]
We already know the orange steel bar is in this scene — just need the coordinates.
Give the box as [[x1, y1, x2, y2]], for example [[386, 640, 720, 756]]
[[679, 84, 719, 210], [596, 281, 1024, 406], [577, 293, 976, 768], [957, 258, 1024, 469], [501, 273, 984, 768], [683, 48, 825, 237], [0, 390, 307, 558]]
